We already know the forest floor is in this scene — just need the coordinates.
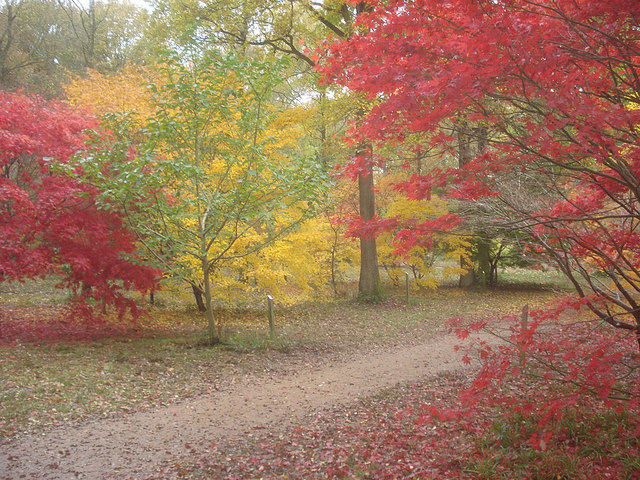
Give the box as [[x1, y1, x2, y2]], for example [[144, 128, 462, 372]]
[[0, 330, 477, 479], [0, 279, 583, 479]]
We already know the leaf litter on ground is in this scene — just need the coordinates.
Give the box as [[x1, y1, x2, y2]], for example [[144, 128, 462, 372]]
[[0, 286, 561, 441]]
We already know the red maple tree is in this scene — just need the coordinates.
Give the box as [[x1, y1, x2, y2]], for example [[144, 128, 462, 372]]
[[321, 0, 640, 344], [0, 92, 159, 319]]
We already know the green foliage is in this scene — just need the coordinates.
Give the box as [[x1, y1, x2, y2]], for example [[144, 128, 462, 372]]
[[72, 47, 329, 343], [0, 0, 148, 95], [221, 329, 291, 352], [496, 268, 574, 290]]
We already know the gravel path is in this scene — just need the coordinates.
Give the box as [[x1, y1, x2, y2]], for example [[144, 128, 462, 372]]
[[0, 334, 472, 480]]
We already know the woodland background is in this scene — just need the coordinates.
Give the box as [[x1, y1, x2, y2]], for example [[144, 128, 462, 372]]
[[1, 0, 640, 478]]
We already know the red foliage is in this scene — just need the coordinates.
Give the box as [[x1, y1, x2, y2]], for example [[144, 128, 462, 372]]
[[0, 92, 160, 321], [321, 0, 640, 339], [446, 307, 640, 450], [319, 2, 640, 468], [0, 306, 148, 344]]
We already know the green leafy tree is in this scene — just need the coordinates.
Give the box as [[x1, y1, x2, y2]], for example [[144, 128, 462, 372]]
[[57, 0, 148, 72], [77, 50, 327, 344]]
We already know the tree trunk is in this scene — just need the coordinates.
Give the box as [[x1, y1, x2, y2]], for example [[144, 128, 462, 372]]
[[476, 237, 492, 287], [489, 262, 499, 287], [358, 162, 380, 299], [0, 1, 16, 85], [459, 256, 476, 288], [329, 217, 339, 295], [191, 284, 206, 312], [202, 262, 218, 345], [457, 121, 475, 288], [456, 121, 490, 288]]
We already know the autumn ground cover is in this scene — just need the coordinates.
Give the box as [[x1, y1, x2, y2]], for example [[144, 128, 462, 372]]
[[152, 369, 639, 480], [0, 271, 557, 437], [2, 271, 638, 479], [143, 291, 640, 479]]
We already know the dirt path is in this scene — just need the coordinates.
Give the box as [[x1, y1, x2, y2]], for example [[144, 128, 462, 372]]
[[0, 334, 473, 480]]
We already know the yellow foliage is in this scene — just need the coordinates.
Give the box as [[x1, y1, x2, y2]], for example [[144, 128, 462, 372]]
[[264, 106, 312, 154], [143, 64, 335, 305], [203, 211, 359, 306], [377, 173, 470, 289], [64, 65, 158, 125]]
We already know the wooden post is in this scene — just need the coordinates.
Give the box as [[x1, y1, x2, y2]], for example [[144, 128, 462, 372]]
[[267, 294, 275, 337], [520, 304, 529, 366], [405, 272, 410, 304]]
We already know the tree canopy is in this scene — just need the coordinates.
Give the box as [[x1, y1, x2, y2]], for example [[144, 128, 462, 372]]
[[322, 0, 640, 340]]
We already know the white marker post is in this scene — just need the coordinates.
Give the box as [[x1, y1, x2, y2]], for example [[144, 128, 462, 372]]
[[267, 294, 275, 337]]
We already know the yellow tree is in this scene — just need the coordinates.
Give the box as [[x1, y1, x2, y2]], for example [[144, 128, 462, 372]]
[[377, 173, 469, 289], [111, 50, 327, 344], [64, 65, 157, 125], [148, 0, 384, 300], [209, 106, 359, 304], [227, 202, 360, 304], [67, 58, 349, 311]]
